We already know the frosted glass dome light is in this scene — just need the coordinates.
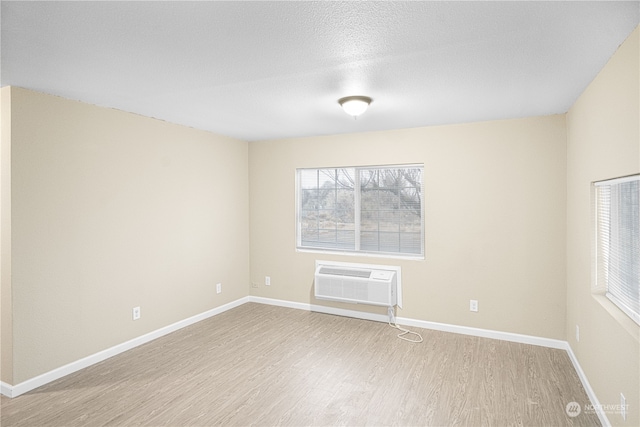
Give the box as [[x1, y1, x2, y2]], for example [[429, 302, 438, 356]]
[[338, 96, 372, 118]]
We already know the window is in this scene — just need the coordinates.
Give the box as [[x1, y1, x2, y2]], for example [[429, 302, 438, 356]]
[[297, 165, 424, 257], [594, 175, 640, 325]]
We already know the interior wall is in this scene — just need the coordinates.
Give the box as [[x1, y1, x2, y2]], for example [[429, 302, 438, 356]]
[[7, 87, 250, 384], [566, 26, 639, 427], [249, 114, 567, 340], [1, 86, 14, 384]]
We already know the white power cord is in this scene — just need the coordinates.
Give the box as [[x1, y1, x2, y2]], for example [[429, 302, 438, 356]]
[[388, 307, 423, 343]]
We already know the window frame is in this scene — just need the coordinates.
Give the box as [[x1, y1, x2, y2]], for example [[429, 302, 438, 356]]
[[593, 174, 640, 326], [295, 164, 425, 259]]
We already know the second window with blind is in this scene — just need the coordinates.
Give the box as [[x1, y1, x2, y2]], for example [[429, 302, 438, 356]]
[[593, 174, 640, 325], [296, 164, 424, 258]]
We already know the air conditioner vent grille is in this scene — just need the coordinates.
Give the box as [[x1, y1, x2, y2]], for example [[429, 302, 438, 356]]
[[315, 262, 397, 307], [317, 267, 371, 278]]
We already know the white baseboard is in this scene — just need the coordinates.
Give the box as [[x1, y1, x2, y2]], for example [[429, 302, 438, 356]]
[[248, 296, 390, 323], [248, 296, 311, 311], [1, 297, 249, 398], [2, 292, 607, 427], [564, 343, 610, 427], [251, 296, 566, 349], [1, 381, 12, 397], [310, 304, 389, 323], [395, 315, 568, 349]]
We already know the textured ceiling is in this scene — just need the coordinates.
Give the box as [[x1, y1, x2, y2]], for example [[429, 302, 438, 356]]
[[1, 1, 639, 141]]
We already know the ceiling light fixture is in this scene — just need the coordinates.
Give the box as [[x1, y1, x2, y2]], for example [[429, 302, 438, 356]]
[[338, 95, 372, 118]]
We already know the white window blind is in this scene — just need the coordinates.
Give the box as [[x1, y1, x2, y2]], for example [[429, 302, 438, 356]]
[[594, 175, 640, 325], [297, 165, 424, 257]]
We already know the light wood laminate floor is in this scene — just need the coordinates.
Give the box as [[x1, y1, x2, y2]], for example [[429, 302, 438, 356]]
[[1, 303, 599, 426]]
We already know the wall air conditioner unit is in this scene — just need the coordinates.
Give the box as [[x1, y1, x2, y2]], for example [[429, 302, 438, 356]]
[[314, 262, 397, 307]]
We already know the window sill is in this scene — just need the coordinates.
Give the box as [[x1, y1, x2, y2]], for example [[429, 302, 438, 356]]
[[296, 247, 425, 261], [592, 293, 640, 343]]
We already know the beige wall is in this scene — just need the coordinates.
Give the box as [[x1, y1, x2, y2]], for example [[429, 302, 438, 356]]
[[4, 88, 250, 384], [249, 115, 567, 339], [1, 86, 14, 384], [566, 26, 640, 427]]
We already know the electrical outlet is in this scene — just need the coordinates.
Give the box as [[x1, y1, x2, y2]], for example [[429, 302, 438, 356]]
[[470, 300, 478, 312], [216, 283, 222, 294], [132, 306, 141, 320], [265, 276, 271, 286], [621, 393, 626, 420], [576, 325, 580, 342]]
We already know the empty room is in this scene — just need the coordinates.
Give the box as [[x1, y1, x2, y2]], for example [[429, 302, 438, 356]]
[[1, 2, 639, 426]]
